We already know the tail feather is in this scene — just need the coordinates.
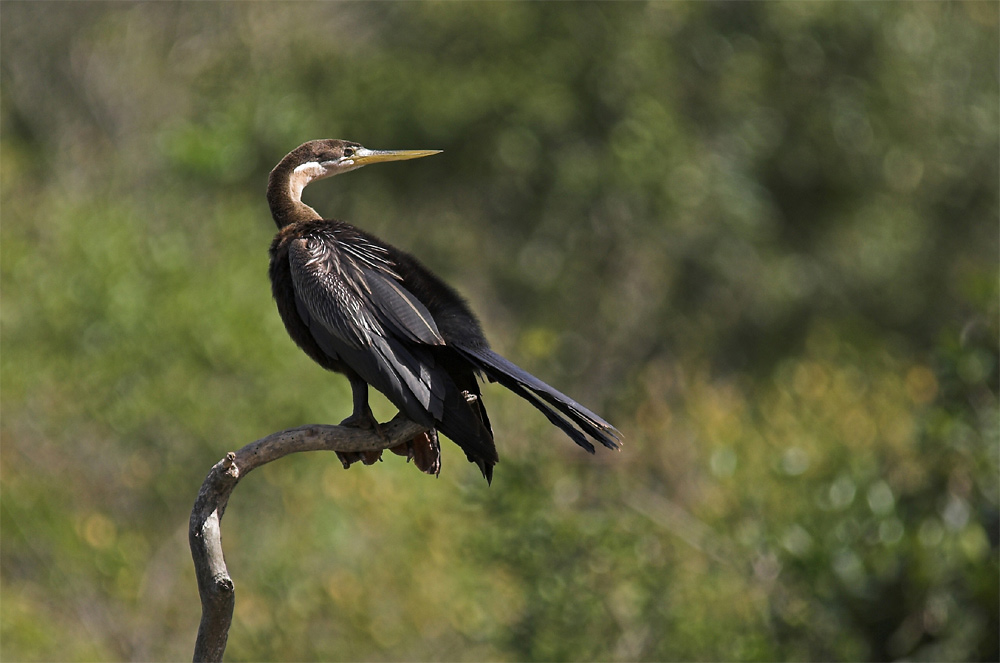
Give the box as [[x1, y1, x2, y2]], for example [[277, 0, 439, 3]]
[[457, 345, 621, 452], [501, 379, 599, 453]]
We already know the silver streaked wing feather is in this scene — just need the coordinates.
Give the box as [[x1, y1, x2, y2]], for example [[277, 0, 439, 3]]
[[287, 235, 447, 419]]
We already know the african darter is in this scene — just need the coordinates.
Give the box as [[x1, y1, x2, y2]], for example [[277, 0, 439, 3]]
[[267, 140, 619, 483]]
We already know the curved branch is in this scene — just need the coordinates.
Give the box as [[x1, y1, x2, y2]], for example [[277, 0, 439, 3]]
[[189, 415, 428, 662]]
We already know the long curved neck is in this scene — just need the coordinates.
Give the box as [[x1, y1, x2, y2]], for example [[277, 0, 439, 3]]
[[266, 159, 324, 229]]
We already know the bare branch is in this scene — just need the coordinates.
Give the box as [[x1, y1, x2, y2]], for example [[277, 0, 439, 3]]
[[189, 415, 428, 662]]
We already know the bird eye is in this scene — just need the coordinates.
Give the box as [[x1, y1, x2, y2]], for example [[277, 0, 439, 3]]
[[343, 147, 356, 159]]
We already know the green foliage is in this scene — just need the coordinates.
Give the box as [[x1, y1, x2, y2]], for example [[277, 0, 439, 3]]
[[2, 2, 996, 661]]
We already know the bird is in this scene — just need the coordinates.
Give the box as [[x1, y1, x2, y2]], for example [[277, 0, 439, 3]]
[[266, 139, 620, 483]]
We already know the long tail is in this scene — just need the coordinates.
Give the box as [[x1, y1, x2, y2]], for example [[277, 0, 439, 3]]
[[456, 345, 621, 454]]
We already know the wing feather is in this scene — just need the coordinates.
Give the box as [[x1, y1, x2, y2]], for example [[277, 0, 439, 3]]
[[288, 235, 448, 422]]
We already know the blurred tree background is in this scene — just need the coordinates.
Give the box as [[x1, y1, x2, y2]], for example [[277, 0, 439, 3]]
[[2, 2, 997, 661]]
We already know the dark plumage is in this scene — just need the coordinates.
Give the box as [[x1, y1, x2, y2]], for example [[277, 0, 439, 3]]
[[267, 139, 620, 482]]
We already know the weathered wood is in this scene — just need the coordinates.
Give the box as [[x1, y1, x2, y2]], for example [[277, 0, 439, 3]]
[[189, 416, 428, 662]]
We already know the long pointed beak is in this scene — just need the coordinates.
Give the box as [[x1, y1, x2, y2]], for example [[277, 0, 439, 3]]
[[352, 148, 442, 166]]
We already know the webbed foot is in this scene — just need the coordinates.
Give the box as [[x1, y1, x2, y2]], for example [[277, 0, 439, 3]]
[[388, 428, 441, 477], [336, 404, 387, 468]]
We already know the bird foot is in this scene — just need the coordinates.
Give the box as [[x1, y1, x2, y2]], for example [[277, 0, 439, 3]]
[[335, 450, 384, 469], [339, 408, 387, 441], [336, 407, 388, 468], [388, 429, 441, 477]]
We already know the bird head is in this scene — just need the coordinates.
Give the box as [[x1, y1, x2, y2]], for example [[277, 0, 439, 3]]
[[285, 139, 441, 182], [268, 139, 442, 226]]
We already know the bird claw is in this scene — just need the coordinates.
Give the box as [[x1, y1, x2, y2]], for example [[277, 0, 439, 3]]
[[339, 408, 387, 442], [335, 450, 383, 469], [336, 405, 389, 468], [386, 429, 441, 476], [337, 410, 439, 476], [411, 429, 442, 476]]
